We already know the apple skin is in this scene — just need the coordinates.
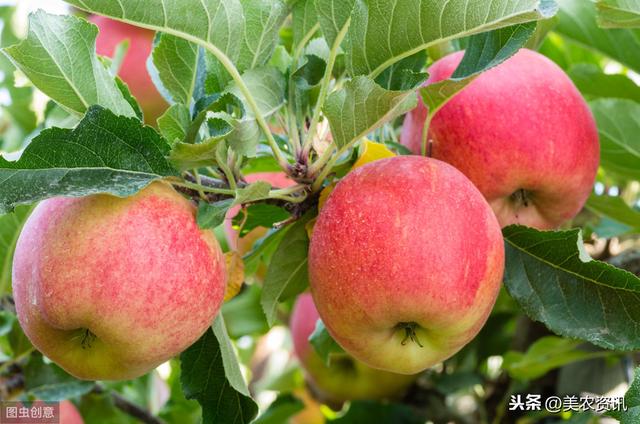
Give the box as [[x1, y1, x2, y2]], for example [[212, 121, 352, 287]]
[[12, 182, 226, 381], [90, 15, 168, 124], [60, 400, 84, 424], [290, 293, 417, 404], [400, 49, 600, 229], [309, 156, 504, 375]]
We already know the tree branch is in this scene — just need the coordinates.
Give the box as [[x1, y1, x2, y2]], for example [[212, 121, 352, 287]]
[[92, 385, 164, 424]]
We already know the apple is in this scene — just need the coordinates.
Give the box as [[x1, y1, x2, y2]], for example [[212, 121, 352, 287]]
[[225, 172, 295, 254], [290, 293, 417, 404], [12, 182, 226, 380], [400, 49, 600, 229], [309, 156, 504, 375], [60, 400, 84, 424], [90, 15, 168, 124]]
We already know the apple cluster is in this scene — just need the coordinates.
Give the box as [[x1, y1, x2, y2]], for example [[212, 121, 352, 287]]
[[9, 47, 597, 400]]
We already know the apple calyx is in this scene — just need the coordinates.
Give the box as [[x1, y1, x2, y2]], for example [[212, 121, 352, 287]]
[[510, 189, 531, 208], [80, 329, 97, 350], [397, 322, 424, 348]]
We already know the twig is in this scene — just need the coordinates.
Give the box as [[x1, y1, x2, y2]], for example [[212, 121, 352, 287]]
[[92, 385, 164, 424]]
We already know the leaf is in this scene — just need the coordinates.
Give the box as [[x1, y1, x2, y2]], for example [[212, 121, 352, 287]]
[[596, 0, 640, 28], [608, 366, 640, 422], [589, 99, 640, 181], [224, 252, 245, 301], [503, 225, 640, 351], [292, 55, 327, 90], [352, 139, 396, 169], [227, 66, 286, 156], [65, 0, 288, 74], [556, 0, 640, 73], [336, 0, 558, 77], [324, 76, 419, 149], [569, 64, 640, 103], [181, 327, 258, 424], [586, 195, 640, 234], [197, 199, 234, 230], [3, 11, 135, 118], [292, 0, 319, 49], [0, 106, 177, 214], [330, 401, 424, 424], [0, 205, 33, 294], [374, 51, 427, 91], [420, 22, 537, 120], [502, 336, 610, 380], [222, 285, 270, 338], [169, 116, 235, 171], [253, 395, 304, 424], [232, 204, 290, 236], [158, 104, 191, 144], [309, 319, 345, 366], [23, 353, 94, 401], [261, 215, 312, 326], [151, 34, 199, 105], [211, 315, 250, 396], [234, 181, 272, 206]]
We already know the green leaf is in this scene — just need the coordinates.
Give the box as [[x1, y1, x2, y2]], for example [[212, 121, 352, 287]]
[[324, 76, 419, 149], [608, 366, 640, 422], [222, 285, 270, 338], [158, 104, 191, 144], [502, 336, 611, 380], [261, 215, 312, 326], [169, 116, 235, 171], [374, 51, 427, 91], [0, 205, 33, 294], [227, 66, 286, 156], [212, 315, 251, 396], [503, 225, 640, 351], [293, 0, 320, 48], [181, 328, 258, 424], [0, 106, 177, 214], [590, 98, 640, 181], [151, 34, 199, 105], [556, 0, 640, 73], [309, 319, 345, 366], [234, 181, 272, 206], [3, 11, 135, 118], [292, 55, 327, 90], [23, 353, 94, 401], [197, 199, 234, 230], [232, 204, 290, 236], [254, 394, 304, 424], [65, 0, 288, 74], [569, 64, 640, 103], [330, 401, 424, 424], [421, 22, 537, 123], [596, 0, 640, 28], [586, 195, 640, 235], [337, 0, 558, 77]]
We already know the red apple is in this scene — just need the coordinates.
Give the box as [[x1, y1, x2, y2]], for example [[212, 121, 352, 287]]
[[60, 400, 84, 424], [90, 15, 168, 124], [290, 293, 417, 404], [12, 182, 226, 380], [309, 156, 504, 375], [401, 49, 600, 229]]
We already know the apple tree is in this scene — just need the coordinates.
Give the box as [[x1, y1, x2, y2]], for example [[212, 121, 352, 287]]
[[0, 0, 639, 423]]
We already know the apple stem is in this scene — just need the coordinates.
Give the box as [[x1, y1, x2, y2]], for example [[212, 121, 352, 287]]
[[399, 322, 424, 348]]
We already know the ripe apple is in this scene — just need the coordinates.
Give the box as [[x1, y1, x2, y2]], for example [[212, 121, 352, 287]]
[[90, 15, 168, 124], [60, 400, 84, 424], [290, 293, 417, 404], [309, 156, 504, 375], [400, 49, 600, 229], [225, 172, 295, 254], [12, 182, 226, 380]]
